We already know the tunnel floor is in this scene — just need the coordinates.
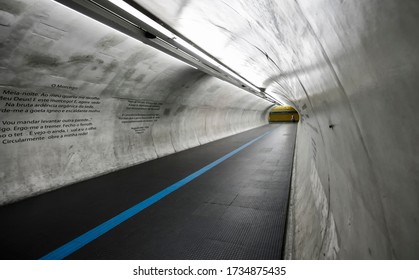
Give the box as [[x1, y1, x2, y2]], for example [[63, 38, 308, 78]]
[[0, 123, 297, 260]]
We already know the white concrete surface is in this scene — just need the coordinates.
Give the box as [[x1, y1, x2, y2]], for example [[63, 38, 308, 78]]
[[1, 0, 418, 259], [123, 0, 419, 259], [0, 0, 272, 205]]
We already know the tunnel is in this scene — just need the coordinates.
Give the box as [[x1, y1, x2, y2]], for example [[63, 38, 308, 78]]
[[0, 0, 418, 260]]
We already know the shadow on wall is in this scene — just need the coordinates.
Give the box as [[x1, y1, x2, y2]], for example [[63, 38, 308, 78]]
[[269, 105, 299, 122]]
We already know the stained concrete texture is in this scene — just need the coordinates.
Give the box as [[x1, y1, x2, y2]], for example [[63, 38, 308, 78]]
[[1, 0, 419, 260], [0, 0, 272, 205], [134, 0, 419, 259]]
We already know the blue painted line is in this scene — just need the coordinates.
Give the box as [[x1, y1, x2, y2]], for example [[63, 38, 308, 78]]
[[39, 129, 273, 260]]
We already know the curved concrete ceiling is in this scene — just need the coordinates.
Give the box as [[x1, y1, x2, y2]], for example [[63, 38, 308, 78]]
[[0, 0, 418, 259], [134, 0, 306, 104]]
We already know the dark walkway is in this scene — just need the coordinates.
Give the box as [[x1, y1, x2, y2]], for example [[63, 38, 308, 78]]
[[0, 123, 296, 260]]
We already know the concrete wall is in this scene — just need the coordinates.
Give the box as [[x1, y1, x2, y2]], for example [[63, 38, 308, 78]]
[[136, 0, 419, 259], [0, 0, 272, 205], [287, 0, 419, 260], [1, 0, 418, 259]]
